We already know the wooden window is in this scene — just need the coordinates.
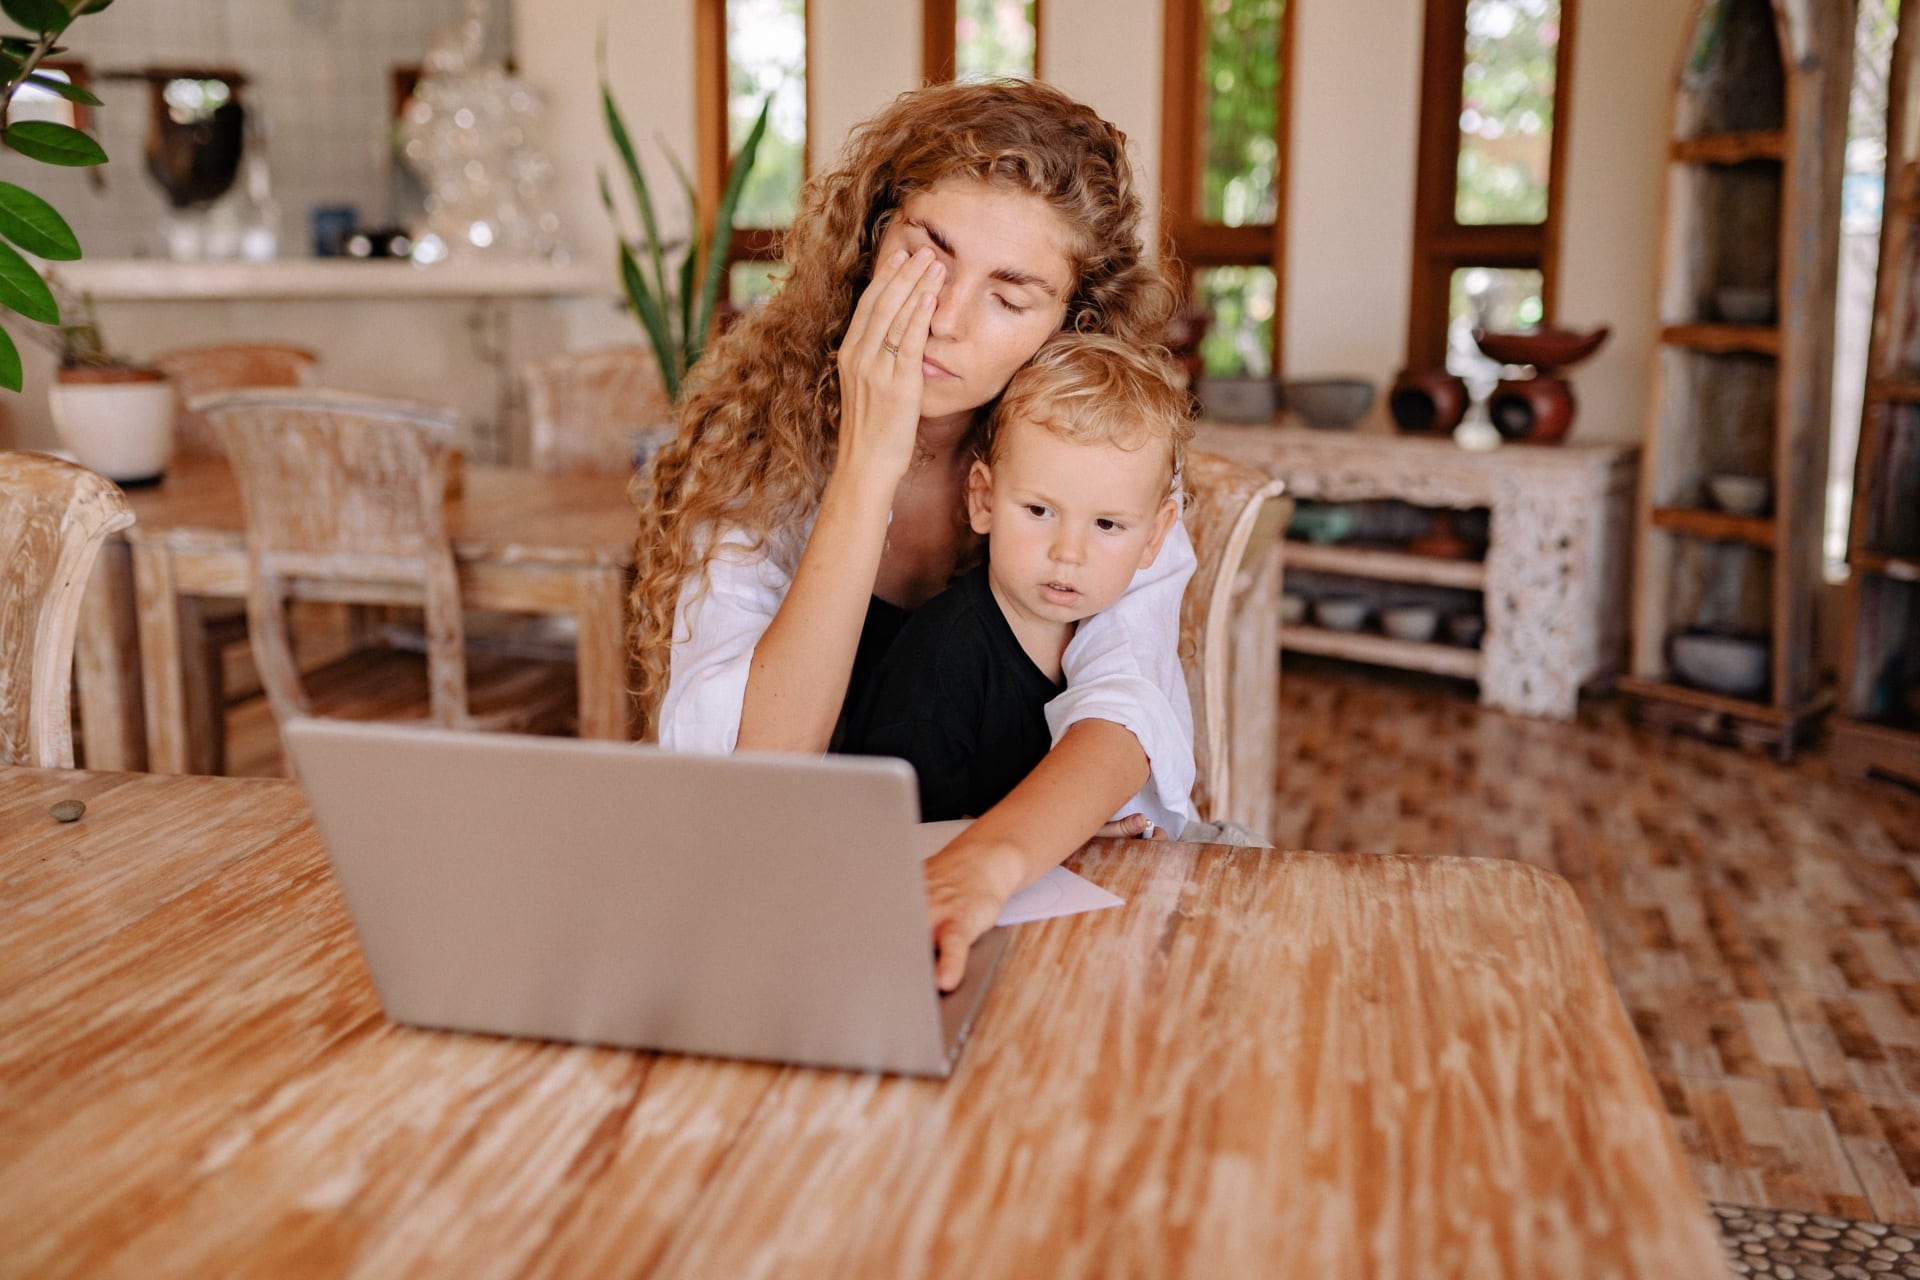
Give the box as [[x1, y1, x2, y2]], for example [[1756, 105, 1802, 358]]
[[1160, 0, 1294, 377], [696, 0, 810, 305], [924, 0, 1041, 83], [1407, 0, 1576, 383]]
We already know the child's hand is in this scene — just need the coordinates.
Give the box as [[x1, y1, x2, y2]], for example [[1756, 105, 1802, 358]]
[[923, 833, 1026, 993]]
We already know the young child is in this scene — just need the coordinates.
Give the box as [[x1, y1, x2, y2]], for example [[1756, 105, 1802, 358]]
[[840, 332, 1194, 827]]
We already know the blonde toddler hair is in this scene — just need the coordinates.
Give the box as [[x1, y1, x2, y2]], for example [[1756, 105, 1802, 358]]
[[983, 332, 1194, 493]]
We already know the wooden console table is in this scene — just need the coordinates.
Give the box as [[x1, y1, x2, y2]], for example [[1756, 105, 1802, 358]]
[[1197, 422, 1639, 721]]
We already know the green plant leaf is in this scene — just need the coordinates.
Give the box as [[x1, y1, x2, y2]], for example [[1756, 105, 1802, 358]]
[[72, 0, 115, 14], [690, 97, 770, 370], [619, 241, 679, 402], [0, 181, 79, 259], [0, 238, 59, 323], [23, 72, 101, 106], [601, 81, 670, 317], [3, 120, 106, 166], [0, 323, 21, 393], [1, 0, 72, 33]]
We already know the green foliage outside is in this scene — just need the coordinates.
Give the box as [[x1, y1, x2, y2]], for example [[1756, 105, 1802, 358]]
[[0, 0, 112, 393], [1456, 0, 1558, 226], [955, 0, 1035, 81], [1201, 0, 1281, 227], [728, 0, 805, 230]]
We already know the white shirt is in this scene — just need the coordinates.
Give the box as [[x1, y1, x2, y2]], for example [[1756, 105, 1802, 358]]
[[658, 518, 1199, 834]]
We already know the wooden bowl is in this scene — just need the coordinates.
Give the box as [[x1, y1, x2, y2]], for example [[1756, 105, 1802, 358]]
[[1471, 325, 1611, 371]]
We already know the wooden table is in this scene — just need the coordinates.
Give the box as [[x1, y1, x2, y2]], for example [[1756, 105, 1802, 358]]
[[0, 767, 1726, 1278], [72, 458, 638, 773]]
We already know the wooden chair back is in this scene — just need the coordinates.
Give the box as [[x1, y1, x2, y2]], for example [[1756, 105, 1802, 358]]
[[0, 452, 134, 767], [150, 343, 318, 460], [197, 388, 477, 729], [1180, 450, 1290, 832], [522, 345, 674, 474]]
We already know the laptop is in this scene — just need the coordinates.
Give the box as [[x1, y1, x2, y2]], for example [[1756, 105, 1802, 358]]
[[283, 717, 1011, 1078]]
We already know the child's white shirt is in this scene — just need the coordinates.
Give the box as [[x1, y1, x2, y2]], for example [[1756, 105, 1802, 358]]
[[657, 517, 1199, 835]]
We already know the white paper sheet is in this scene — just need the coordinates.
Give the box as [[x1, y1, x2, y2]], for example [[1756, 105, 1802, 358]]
[[916, 820, 1125, 926]]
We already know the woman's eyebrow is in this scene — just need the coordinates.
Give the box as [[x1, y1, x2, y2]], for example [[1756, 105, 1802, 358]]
[[908, 217, 1061, 298]]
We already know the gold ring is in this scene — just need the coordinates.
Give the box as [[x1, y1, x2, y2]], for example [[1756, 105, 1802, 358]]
[[882, 341, 901, 356]]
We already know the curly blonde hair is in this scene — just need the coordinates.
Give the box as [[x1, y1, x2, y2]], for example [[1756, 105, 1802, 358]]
[[629, 78, 1177, 734], [983, 332, 1195, 494]]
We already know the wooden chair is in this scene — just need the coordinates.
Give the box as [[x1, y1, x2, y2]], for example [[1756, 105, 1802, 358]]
[[1180, 450, 1291, 835], [0, 452, 134, 767], [197, 388, 574, 737], [150, 342, 319, 461], [522, 345, 674, 474], [148, 342, 321, 771]]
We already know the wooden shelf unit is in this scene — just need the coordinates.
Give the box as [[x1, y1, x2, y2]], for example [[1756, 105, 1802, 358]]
[[1279, 624, 1482, 681], [1283, 541, 1487, 591], [1626, 0, 1852, 760], [1834, 1, 1920, 787], [1198, 422, 1637, 723]]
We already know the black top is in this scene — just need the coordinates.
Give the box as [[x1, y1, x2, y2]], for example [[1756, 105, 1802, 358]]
[[839, 564, 1064, 822]]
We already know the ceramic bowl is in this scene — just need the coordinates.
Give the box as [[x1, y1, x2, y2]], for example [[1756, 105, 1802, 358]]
[[1447, 612, 1486, 648], [1670, 630, 1770, 699], [1280, 592, 1309, 626], [1287, 502, 1356, 545], [1380, 604, 1440, 643], [1283, 377, 1374, 430], [1313, 596, 1369, 633], [1714, 285, 1775, 326], [1707, 473, 1771, 518], [1196, 375, 1280, 423]]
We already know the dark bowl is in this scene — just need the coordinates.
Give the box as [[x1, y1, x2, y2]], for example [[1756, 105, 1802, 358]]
[[1282, 377, 1375, 430], [1471, 325, 1611, 371]]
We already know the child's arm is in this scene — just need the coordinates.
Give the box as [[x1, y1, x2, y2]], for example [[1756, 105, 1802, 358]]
[[1050, 517, 1198, 831], [924, 718, 1149, 990]]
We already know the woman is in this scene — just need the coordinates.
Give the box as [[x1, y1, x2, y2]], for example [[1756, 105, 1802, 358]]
[[630, 79, 1192, 991]]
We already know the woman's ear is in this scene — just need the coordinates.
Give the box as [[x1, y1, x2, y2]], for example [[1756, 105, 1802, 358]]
[[1137, 495, 1182, 569], [966, 459, 995, 535]]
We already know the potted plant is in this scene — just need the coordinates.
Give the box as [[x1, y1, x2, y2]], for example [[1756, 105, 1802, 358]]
[[599, 49, 770, 403], [34, 273, 175, 486], [1, 0, 113, 395]]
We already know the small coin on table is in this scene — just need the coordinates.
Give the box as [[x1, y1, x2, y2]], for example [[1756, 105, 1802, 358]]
[[50, 799, 86, 823]]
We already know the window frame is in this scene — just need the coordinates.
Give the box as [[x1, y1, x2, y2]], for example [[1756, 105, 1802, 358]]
[[1158, 0, 1296, 375], [695, 0, 812, 282], [923, 0, 1043, 84], [1405, 0, 1578, 371]]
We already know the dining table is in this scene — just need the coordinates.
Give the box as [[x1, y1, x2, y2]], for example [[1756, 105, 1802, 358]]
[[71, 457, 640, 774], [0, 765, 1727, 1278]]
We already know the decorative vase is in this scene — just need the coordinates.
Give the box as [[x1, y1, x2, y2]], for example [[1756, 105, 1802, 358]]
[[1488, 375, 1576, 444], [1388, 368, 1469, 435], [49, 365, 176, 487]]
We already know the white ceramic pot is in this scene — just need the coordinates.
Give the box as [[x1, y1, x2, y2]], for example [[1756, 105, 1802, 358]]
[[49, 366, 176, 486]]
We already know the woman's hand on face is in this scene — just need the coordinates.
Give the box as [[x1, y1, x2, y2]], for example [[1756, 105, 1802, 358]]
[[836, 247, 945, 487]]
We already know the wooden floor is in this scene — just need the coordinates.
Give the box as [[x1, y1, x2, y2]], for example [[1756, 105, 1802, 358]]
[[222, 653, 1920, 1224]]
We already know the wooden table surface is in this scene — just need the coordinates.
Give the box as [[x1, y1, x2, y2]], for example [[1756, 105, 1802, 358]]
[[72, 458, 639, 774], [0, 767, 1726, 1279]]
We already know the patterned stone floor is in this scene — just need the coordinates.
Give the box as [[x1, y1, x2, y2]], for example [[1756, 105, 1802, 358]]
[[1712, 1202, 1920, 1276]]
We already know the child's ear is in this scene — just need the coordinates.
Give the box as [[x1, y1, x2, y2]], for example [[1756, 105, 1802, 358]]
[[1137, 495, 1182, 569], [966, 459, 994, 535]]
